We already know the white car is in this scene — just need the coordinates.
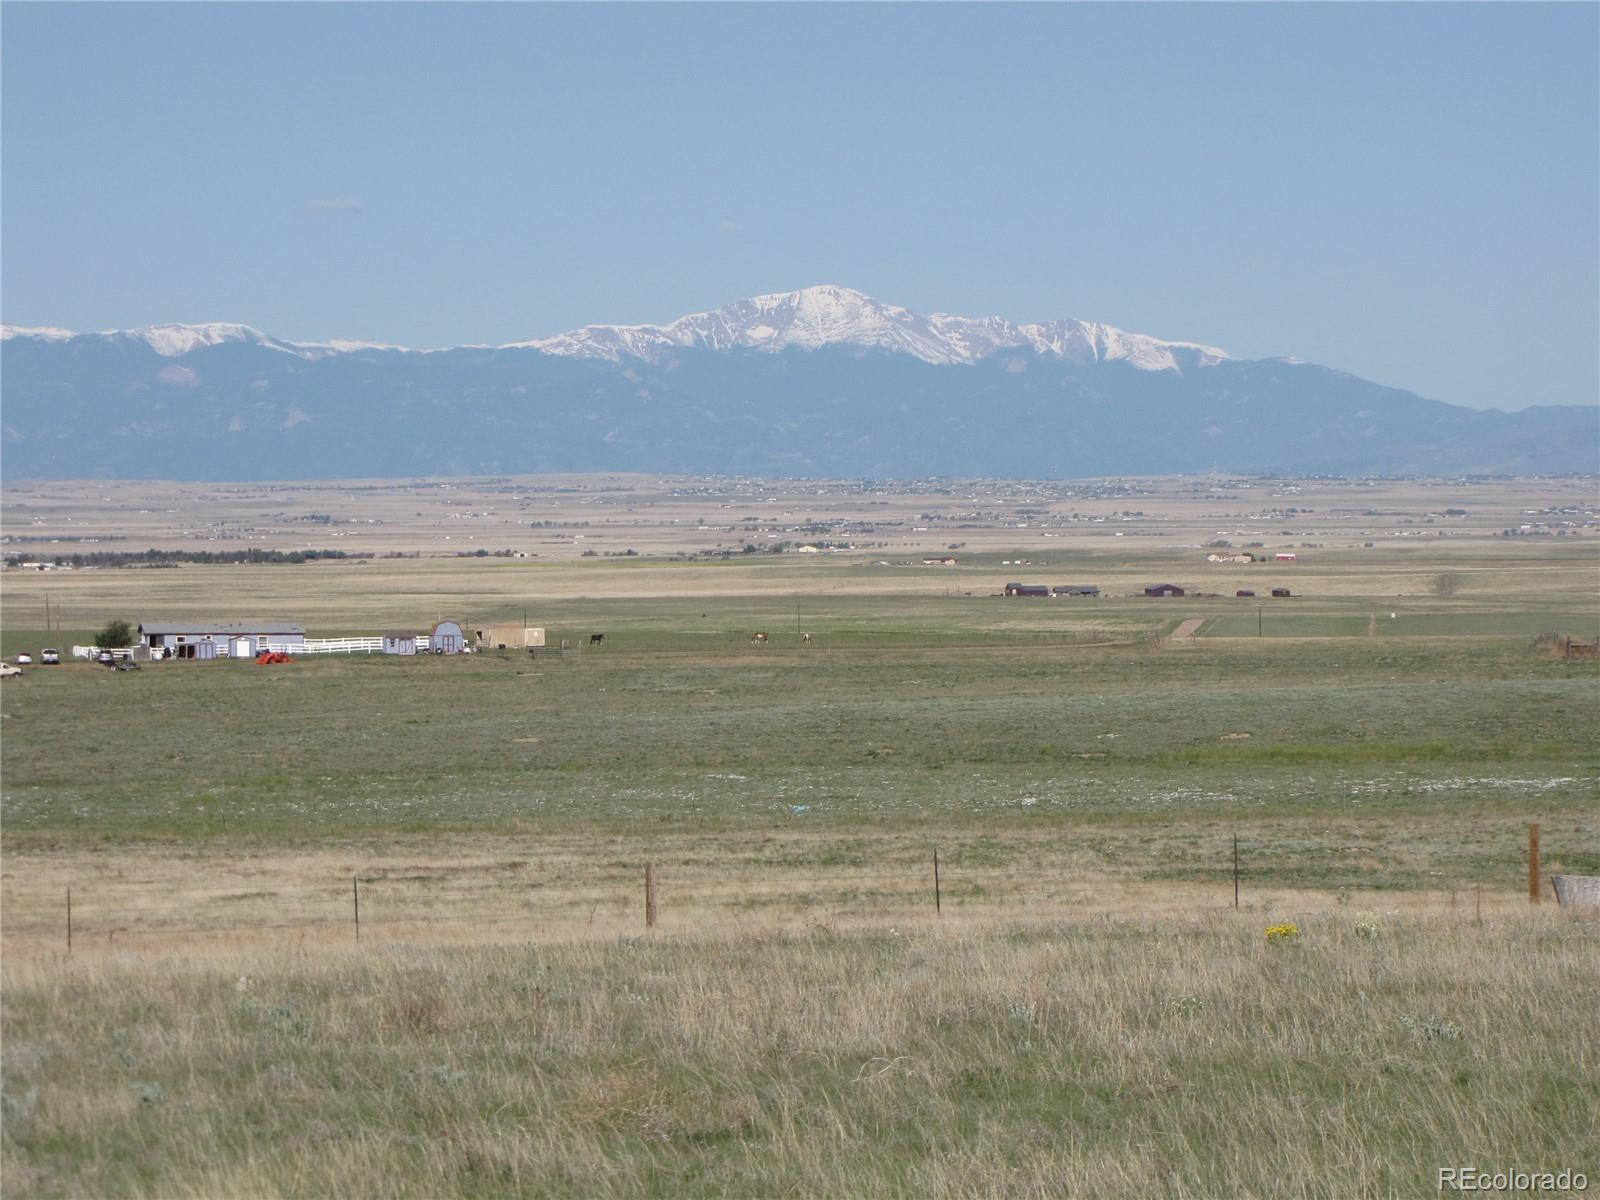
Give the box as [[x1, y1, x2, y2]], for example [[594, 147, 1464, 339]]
[[0, 662, 21, 678], [15, 653, 33, 665], [40, 648, 60, 665]]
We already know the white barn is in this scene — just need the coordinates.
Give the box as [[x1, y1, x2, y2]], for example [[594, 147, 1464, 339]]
[[138, 620, 305, 659]]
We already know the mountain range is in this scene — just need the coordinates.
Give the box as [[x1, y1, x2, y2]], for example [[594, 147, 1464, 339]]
[[3, 285, 1594, 480]]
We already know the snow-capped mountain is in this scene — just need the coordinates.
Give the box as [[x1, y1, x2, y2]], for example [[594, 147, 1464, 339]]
[[4, 289, 1593, 480], [509, 285, 1229, 371], [1, 286, 1227, 371], [119, 323, 310, 358]]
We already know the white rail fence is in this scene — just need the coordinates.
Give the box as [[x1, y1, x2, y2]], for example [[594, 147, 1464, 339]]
[[269, 637, 390, 655]]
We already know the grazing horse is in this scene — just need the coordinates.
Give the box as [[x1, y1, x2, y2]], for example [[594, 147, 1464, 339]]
[[589, 632, 605, 646], [801, 633, 812, 644], [750, 631, 769, 643]]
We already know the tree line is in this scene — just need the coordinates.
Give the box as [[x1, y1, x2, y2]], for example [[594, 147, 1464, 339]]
[[5, 548, 369, 568]]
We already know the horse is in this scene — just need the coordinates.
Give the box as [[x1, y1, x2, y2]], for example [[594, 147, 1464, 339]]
[[750, 631, 769, 643], [801, 633, 812, 644], [589, 632, 605, 646]]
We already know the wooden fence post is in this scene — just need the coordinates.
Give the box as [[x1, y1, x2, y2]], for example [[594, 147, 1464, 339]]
[[353, 876, 361, 941], [645, 862, 656, 929], [1528, 824, 1540, 904], [933, 850, 942, 916]]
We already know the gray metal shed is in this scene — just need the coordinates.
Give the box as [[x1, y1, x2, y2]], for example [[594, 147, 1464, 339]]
[[429, 620, 467, 654]]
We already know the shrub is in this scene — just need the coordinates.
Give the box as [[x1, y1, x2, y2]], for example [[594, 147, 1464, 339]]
[[94, 619, 135, 649]]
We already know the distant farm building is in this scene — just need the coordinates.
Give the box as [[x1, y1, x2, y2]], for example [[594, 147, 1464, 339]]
[[138, 620, 304, 659], [1275, 553, 1298, 562], [1236, 590, 1256, 598], [1144, 584, 1185, 598], [382, 633, 418, 656], [922, 557, 959, 566], [1005, 583, 1050, 597], [428, 620, 468, 654], [1271, 587, 1292, 598], [473, 624, 546, 650], [1052, 585, 1100, 597]]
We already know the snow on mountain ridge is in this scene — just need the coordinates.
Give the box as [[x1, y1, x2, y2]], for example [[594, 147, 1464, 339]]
[[115, 323, 300, 358], [512, 286, 1230, 371], [3, 288, 1231, 370], [0, 325, 77, 343]]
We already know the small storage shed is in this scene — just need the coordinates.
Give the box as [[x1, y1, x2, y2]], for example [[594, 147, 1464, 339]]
[[1005, 583, 1049, 597], [1144, 584, 1185, 598], [383, 633, 418, 656], [1052, 585, 1100, 597], [1236, 590, 1256, 598], [1271, 587, 1292, 598], [429, 620, 467, 654]]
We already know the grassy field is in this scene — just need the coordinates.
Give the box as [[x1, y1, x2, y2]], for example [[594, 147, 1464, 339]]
[[2, 476, 1597, 1196], [3, 914, 1597, 1198]]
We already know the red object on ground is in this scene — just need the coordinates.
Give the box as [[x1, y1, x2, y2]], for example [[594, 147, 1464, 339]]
[[254, 652, 297, 665]]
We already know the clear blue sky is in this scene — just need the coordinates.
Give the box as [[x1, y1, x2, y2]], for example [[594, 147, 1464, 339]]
[[3, 2, 1596, 411]]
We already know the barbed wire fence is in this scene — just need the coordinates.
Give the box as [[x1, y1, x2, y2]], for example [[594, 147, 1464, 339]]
[[3, 825, 1571, 952]]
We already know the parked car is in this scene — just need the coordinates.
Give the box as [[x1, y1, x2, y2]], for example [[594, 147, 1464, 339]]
[[15, 653, 32, 665], [0, 661, 21, 678], [96, 650, 116, 665], [40, 648, 60, 664]]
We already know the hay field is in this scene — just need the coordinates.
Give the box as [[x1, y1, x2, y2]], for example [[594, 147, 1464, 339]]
[[2, 473, 1597, 1197]]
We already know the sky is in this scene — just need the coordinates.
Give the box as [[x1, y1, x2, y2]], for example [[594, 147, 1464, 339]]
[[3, 2, 1596, 412]]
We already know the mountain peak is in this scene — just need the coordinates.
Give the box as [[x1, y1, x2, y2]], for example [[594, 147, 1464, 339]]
[[2, 290, 1232, 372], [509, 286, 1230, 371]]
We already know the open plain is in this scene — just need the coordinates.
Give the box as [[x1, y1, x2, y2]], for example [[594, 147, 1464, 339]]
[[2, 473, 1597, 1197]]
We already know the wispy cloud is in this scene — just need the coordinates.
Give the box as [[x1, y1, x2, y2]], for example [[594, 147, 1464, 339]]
[[307, 197, 366, 218]]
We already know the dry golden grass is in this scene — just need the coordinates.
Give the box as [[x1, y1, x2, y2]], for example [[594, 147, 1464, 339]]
[[3, 908, 1596, 1198], [5, 817, 1585, 963]]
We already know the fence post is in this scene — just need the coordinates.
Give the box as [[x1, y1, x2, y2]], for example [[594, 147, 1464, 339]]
[[645, 862, 656, 929], [353, 876, 361, 941], [1232, 835, 1240, 909], [1475, 881, 1482, 926], [1528, 824, 1540, 904], [66, 886, 72, 955], [933, 850, 942, 916]]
